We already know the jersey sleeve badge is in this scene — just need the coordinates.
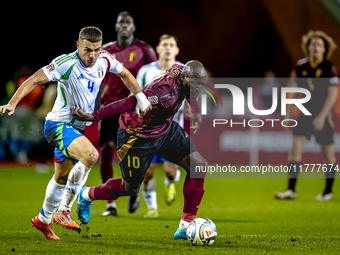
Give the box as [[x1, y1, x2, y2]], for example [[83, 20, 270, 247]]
[[46, 63, 56, 72], [148, 96, 158, 104]]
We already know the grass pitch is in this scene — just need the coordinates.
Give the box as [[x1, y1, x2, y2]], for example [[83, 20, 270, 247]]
[[0, 164, 339, 254]]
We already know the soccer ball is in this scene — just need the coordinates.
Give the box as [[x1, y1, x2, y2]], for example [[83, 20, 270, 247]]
[[186, 218, 217, 246]]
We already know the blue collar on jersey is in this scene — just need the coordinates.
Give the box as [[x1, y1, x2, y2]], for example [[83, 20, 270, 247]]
[[155, 61, 162, 71], [76, 50, 87, 68]]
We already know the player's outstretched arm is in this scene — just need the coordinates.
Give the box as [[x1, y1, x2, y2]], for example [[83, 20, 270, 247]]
[[0, 69, 48, 116], [71, 96, 137, 122], [117, 67, 152, 115]]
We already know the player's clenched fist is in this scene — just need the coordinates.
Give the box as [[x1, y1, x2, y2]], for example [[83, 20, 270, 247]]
[[135, 92, 151, 116], [0, 104, 15, 116]]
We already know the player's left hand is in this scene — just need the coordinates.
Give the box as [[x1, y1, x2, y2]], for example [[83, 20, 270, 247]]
[[135, 92, 151, 116], [71, 105, 95, 121], [313, 114, 326, 131], [190, 113, 202, 134]]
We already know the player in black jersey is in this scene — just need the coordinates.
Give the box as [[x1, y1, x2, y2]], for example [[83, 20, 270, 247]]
[[275, 30, 339, 201]]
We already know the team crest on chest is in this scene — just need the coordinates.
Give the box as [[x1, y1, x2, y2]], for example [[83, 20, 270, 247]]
[[98, 66, 104, 78], [148, 96, 158, 104]]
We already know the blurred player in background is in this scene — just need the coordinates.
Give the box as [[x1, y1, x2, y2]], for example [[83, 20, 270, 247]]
[[0, 26, 151, 240], [136, 34, 189, 218], [275, 30, 338, 201], [99, 11, 157, 216], [73, 60, 207, 240]]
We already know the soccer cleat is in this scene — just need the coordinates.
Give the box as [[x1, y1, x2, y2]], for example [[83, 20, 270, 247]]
[[102, 207, 117, 217], [53, 210, 80, 230], [143, 209, 159, 218], [274, 189, 297, 200], [128, 193, 140, 213], [316, 193, 333, 201], [174, 228, 187, 240], [165, 183, 176, 205], [76, 186, 93, 224], [31, 215, 60, 240]]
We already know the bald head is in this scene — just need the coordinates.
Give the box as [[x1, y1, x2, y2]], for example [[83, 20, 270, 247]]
[[182, 60, 206, 79], [181, 60, 206, 99]]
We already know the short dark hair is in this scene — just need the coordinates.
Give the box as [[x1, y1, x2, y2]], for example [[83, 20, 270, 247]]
[[78, 26, 103, 43], [117, 11, 134, 21], [159, 34, 179, 45]]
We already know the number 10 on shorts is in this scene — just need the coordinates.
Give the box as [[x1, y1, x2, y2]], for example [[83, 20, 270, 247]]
[[127, 155, 140, 169]]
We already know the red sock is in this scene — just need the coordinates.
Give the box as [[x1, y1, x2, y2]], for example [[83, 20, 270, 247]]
[[89, 178, 128, 200], [182, 175, 205, 221], [181, 212, 196, 223]]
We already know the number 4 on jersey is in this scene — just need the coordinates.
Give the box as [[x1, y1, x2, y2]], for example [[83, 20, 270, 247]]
[[88, 81, 94, 93]]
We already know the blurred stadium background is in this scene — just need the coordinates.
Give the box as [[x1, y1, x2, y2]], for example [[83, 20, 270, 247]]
[[2, 0, 340, 168]]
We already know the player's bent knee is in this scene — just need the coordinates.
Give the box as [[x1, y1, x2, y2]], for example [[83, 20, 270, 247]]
[[81, 148, 99, 168]]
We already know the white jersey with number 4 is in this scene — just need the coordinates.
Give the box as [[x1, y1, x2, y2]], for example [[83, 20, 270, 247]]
[[42, 50, 123, 130]]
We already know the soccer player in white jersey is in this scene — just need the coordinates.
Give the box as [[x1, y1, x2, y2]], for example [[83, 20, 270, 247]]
[[136, 34, 189, 218], [0, 26, 151, 240]]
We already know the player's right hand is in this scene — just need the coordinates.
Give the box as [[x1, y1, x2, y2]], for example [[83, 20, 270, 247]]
[[0, 104, 15, 116], [71, 105, 95, 121], [135, 92, 151, 116]]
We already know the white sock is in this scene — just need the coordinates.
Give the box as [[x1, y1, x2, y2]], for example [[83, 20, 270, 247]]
[[38, 176, 65, 225], [82, 187, 92, 202], [142, 178, 157, 210], [106, 201, 117, 209], [59, 161, 91, 212], [164, 169, 181, 186], [179, 220, 190, 230]]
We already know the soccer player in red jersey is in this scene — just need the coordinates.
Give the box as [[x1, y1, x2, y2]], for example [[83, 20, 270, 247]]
[[72, 61, 207, 239], [275, 30, 339, 201], [136, 34, 185, 218], [98, 11, 157, 216]]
